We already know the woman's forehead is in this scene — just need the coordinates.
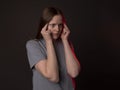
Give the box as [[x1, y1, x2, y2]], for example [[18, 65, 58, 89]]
[[49, 15, 63, 24]]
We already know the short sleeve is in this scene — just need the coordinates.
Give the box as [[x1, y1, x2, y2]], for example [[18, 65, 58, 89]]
[[26, 40, 47, 69]]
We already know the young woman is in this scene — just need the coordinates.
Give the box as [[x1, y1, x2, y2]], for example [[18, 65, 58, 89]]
[[26, 7, 80, 90]]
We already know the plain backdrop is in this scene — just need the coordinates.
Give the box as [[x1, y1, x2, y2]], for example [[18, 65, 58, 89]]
[[0, 0, 120, 90]]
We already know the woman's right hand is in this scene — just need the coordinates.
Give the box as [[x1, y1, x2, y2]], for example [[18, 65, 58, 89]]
[[41, 24, 52, 41]]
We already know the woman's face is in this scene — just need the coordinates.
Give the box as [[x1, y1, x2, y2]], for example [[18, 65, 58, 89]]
[[48, 15, 63, 40]]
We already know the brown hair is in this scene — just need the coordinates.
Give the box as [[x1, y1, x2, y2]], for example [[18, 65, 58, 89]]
[[36, 7, 65, 39]]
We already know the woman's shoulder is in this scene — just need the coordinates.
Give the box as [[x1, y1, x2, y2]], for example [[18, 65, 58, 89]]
[[26, 39, 38, 44], [26, 38, 45, 47], [26, 39, 40, 48]]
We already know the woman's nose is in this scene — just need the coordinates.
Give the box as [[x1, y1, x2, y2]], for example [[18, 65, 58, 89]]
[[55, 25, 59, 31]]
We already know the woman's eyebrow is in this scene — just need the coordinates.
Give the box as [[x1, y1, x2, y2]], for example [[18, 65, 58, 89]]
[[49, 23, 63, 25], [49, 23, 56, 25]]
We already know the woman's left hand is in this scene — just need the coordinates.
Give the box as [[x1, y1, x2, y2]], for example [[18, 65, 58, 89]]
[[61, 24, 70, 40]]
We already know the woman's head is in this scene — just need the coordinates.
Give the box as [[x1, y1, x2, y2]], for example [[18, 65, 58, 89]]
[[36, 7, 65, 39]]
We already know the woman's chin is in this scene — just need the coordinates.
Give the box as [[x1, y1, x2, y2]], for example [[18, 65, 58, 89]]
[[53, 37, 59, 40], [53, 35, 60, 40]]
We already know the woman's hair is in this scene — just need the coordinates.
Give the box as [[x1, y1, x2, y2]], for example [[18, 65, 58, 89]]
[[36, 7, 65, 39]]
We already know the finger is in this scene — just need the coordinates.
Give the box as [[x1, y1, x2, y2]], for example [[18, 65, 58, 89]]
[[64, 24, 70, 31], [42, 24, 48, 31], [46, 29, 51, 33], [64, 24, 68, 29], [62, 29, 66, 34]]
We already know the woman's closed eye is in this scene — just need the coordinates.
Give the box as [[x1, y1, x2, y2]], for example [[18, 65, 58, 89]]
[[49, 24, 56, 28], [58, 24, 63, 27], [49, 24, 63, 28]]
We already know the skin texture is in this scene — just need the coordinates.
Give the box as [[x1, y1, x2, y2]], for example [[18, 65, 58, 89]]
[[35, 15, 80, 83]]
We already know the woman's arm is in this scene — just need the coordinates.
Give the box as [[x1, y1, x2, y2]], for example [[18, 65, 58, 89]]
[[35, 24, 59, 83], [61, 24, 80, 78], [62, 40, 80, 78]]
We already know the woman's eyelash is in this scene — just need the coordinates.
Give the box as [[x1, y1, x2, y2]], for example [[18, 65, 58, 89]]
[[52, 24, 56, 27], [49, 24, 63, 27]]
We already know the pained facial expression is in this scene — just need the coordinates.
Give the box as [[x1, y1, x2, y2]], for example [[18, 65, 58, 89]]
[[48, 15, 63, 40]]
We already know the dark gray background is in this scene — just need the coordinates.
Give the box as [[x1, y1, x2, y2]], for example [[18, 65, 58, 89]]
[[0, 0, 120, 90]]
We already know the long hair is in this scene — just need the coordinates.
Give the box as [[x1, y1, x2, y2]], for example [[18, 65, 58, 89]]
[[36, 7, 65, 39]]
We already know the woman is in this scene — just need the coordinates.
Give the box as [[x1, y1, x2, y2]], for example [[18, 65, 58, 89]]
[[26, 6, 80, 90]]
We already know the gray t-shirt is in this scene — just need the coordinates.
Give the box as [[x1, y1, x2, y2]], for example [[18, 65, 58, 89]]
[[26, 39, 75, 90]]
